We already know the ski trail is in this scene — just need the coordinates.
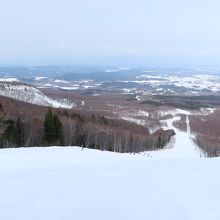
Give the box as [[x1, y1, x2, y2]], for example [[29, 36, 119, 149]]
[[147, 112, 203, 158]]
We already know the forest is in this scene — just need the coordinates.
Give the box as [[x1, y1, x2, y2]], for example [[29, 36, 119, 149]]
[[0, 96, 175, 153]]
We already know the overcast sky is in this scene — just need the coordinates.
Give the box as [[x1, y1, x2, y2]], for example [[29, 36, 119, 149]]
[[0, 0, 220, 67]]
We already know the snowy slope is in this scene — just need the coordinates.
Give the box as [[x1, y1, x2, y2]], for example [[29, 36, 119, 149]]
[[121, 108, 205, 158], [0, 82, 75, 109], [0, 147, 219, 220], [147, 114, 203, 158]]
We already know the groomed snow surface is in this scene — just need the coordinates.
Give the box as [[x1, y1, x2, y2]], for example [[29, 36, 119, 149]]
[[149, 113, 203, 158], [0, 147, 220, 220]]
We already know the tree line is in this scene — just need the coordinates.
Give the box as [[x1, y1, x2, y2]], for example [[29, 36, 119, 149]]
[[0, 101, 175, 153], [0, 105, 63, 147]]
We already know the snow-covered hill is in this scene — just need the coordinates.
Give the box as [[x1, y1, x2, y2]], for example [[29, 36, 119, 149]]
[[0, 82, 75, 109], [0, 147, 219, 220]]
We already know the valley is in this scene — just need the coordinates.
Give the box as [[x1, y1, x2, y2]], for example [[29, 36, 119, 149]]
[[0, 66, 220, 156]]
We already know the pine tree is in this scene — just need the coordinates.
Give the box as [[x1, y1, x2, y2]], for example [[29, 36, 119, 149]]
[[15, 118, 24, 146], [53, 115, 63, 145], [44, 108, 55, 144], [44, 108, 63, 145]]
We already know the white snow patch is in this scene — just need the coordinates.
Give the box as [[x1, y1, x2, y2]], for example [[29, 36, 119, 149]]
[[136, 110, 149, 117], [83, 85, 95, 89], [54, 79, 70, 83], [135, 95, 141, 101], [0, 78, 19, 82], [121, 116, 146, 126], [105, 69, 119, 73], [54, 86, 79, 90], [43, 83, 53, 87], [35, 76, 48, 81]]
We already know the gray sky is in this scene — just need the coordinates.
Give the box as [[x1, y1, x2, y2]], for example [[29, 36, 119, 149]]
[[0, 0, 220, 67]]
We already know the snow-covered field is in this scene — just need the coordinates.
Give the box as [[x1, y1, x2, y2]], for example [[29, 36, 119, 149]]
[[135, 74, 220, 94], [0, 147, 219, 220]]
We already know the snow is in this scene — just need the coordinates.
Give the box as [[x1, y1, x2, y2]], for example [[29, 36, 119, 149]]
[[122, 88, 136, 93], [43, 83, 53, 87], [0, 146, 219, 220], [153, 115, 202, 158], [147, 108, 208, 158], [54, 79, 70, 83], [135, 95, 141, 101], [0, 82, 76, 109], [35, 77, 48, 81], [121, 108, 214, 158], [133, 74, 220, 93], [136, 110, 149, 117], [54, 86, 79, 90], [121, 116, 146, 126], [0, 77, 19, 82], [83, 85, 95, 89], [105, 69, 119, 73]]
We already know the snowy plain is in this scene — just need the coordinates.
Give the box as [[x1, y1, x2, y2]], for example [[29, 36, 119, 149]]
[[0, 146, 219, 220]]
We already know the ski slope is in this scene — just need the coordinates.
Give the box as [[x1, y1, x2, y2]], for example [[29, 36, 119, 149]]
[[147, 114, 202, 158], [0, 147, 219, 220]]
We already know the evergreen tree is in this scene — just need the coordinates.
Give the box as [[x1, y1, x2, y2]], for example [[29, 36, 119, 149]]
[[53, 115, 63, 145], [44, 108, 55, 144], [44, 108, 63, 145], [4, 120, 16, 146], [15, 118, 24, 146]]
